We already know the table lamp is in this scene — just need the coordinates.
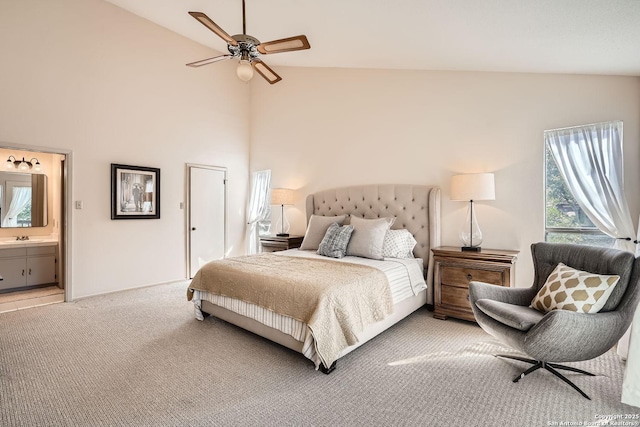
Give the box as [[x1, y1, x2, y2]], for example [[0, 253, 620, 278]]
[[450, 173, 495, 252], [271, 188, 295, 237]]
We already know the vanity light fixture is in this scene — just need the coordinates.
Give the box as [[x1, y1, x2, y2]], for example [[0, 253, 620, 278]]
[[4, 156, 42, 173]]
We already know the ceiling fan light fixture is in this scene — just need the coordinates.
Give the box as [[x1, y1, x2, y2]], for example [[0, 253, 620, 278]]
[[236, 59, 254, 82], [187, 2, 309, 85]]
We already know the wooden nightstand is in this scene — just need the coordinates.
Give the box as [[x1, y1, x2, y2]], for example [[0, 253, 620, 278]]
[[432, 246, 519, 322], [259, 235, 304, 253]]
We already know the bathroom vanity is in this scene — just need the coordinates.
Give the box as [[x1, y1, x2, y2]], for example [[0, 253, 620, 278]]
[[0, 240, 57, 292]]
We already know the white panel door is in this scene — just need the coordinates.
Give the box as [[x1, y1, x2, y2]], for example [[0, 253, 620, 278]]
[[188, 166, 226, 279]]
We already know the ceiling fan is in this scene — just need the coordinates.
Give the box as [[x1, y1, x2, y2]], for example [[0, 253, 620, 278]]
[[186, 0, 311, 84]]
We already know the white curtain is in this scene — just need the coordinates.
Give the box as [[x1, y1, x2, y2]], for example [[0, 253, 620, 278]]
[[246, 170, 271, 254], [545, 121, 637, 253], [2, 186, 31, 227], [623, 307, 640, 408]]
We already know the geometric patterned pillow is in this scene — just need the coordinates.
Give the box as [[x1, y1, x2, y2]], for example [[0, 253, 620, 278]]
[[382, 229, 417, 258], [530, 263, 620, 314], [317, 223, 355, 259]]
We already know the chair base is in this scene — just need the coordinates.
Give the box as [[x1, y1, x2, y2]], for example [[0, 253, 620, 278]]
[[496, 354, 595, 400]]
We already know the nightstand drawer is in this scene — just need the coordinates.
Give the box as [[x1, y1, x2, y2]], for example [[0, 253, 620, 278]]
[[261, 242, 288, 252], [441, 266, 503, 287], [441, 285, 471, 310]]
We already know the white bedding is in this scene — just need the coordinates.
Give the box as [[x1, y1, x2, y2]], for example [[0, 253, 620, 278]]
[[190, 249, 426, 368]]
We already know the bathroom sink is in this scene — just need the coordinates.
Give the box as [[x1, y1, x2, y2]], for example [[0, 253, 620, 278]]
[[0, 239, 50, 244]]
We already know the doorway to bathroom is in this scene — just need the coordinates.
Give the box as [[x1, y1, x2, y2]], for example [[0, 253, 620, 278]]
[[0, 145, 70, 313]]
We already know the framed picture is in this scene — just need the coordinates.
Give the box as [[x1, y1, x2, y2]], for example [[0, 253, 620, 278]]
[[111, 164, 160, 220]]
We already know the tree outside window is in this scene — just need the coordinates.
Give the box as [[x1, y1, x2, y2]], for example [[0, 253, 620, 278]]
[[545, 145, 614, 247]]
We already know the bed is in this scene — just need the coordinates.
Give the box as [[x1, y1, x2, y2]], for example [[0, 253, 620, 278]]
[[187, 184, 441, 372]]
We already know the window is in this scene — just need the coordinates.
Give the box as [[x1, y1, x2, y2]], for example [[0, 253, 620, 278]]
[[257, 204, 271, 237], [247, 169, 272, 254], [544, 144, 614, 247]]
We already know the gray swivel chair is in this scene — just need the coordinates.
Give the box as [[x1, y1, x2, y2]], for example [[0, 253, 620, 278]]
[[469, 242, 640, 399]]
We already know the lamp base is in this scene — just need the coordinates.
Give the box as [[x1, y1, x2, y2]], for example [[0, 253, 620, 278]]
[[276, 233, 290, 237], [461, 246, 482, 252]]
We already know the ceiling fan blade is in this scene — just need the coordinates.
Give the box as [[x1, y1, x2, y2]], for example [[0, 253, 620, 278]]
[[189, 11, 238, 46], [186, 54, 233, 68], [252, 61, 282, 84], [257, 35, 310, 55]]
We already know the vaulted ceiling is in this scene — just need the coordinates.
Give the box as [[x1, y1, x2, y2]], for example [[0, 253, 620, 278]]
[[105, 0, 640, 76]]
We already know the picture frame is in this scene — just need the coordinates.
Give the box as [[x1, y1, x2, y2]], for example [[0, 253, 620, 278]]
[[110, 163, 160, 220]]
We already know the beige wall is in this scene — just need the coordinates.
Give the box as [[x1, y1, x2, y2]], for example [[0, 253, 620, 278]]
[[0, 0, 250, 298], [250, 67, 640, 283]]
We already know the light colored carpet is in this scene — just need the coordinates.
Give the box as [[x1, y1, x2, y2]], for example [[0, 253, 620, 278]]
[[0, 281, 636, 426]]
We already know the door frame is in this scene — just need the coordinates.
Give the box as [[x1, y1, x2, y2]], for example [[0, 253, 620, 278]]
[[185, 163, 227, 279], [0, 142, 72, 301]]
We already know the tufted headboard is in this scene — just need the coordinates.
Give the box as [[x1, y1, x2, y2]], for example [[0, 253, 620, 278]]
[[305, 184, 441, 304]]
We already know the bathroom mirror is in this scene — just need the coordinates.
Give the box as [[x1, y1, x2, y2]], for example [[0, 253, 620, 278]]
[[0, 171, 48, 228]]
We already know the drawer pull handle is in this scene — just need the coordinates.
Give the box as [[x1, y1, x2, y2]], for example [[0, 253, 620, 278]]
[[29, 268, 32, 275], [467, 274, 472, 281], [22, 269, 25, 276]]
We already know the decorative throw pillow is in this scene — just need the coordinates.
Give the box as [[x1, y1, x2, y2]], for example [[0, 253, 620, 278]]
[[317, 223, 354, 258], [382, 229, 417, 258], [530, 263, 620, 314], [346, 216, 395, 260], [300, 215, 347, 250]]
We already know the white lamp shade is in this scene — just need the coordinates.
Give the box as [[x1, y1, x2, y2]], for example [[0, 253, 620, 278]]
[[271, 188, 295, 205], [450, 173, 495, 201]]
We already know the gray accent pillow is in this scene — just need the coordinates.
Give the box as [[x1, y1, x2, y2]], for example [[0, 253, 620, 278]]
[[300, 214, 347, 250], [346, 216, 395, 260], [317, 223, 354, 258]]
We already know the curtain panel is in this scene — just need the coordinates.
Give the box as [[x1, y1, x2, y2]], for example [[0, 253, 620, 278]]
[[545, 120, 637, 253], [246, 170, 271, 255], [623, 307, 640, 408]]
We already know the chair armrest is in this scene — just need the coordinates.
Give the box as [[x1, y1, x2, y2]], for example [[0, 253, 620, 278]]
[[468, 281, 537, 307], [525, 309, 629, 362]]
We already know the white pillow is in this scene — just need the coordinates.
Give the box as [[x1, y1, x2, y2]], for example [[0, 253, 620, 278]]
[[300, 215, 347, 250], [346, 216, 395, 260], [382, 229, 417, 258]]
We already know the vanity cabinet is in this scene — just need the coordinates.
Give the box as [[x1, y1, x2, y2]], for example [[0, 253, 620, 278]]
[[0, 244, 57, 291]]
